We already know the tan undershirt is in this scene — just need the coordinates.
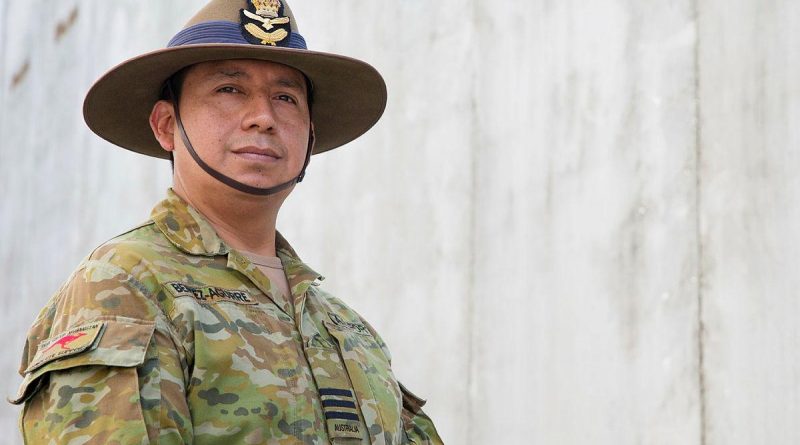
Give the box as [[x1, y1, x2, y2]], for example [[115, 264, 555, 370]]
[[239, 250, 292, 305]]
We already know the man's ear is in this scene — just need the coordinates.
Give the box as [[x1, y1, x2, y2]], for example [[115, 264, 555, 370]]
[[149, 100, 176, 153]]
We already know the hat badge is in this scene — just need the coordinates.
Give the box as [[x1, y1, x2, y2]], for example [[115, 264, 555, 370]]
[[240, 0, 291, 46]]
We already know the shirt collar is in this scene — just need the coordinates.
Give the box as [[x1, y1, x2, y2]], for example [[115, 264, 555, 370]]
[[150, 189, 227, 256], [276, 231, 325, 287], [150, 188, 322, 282]]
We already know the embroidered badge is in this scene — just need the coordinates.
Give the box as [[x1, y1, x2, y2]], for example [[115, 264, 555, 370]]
[[328, 312, 369, 334], [319, 387, 363, 439], [240, 0, 291, 46], [165, 282, 257, 305], [28, 321, 106, 373]]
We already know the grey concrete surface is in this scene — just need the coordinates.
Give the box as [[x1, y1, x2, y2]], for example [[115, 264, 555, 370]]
[[468, 1, 702, 443], [699, 1, 800, 443], [1, 0, 798, 444]]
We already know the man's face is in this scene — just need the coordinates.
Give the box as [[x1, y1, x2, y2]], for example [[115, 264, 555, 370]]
[[167, 59, 311, 194]]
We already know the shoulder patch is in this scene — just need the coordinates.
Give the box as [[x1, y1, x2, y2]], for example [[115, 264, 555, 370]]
[[165, 281, 257, 305], [27, 321, 106, 373]]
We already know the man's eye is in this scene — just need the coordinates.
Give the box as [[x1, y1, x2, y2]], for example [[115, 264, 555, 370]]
[[276, 94, 297, 104], [217, 86, 240, 94]]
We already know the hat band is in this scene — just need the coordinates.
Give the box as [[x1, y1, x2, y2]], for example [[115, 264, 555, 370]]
[[167, 20, 307, 49]]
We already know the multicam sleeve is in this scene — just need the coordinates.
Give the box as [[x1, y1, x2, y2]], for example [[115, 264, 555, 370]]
[[399, 383, 444, 445], [12, 259, 192, 444]]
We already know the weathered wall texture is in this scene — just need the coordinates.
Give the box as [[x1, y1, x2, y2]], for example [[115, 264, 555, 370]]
[[1, 0, 798, 444]]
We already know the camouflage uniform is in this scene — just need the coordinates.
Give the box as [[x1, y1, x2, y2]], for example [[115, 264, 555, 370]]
[[12, 190, 442, 445]]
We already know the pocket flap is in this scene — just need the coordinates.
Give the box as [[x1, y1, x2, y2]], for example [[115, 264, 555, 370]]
[[10, 318, 155, 405]]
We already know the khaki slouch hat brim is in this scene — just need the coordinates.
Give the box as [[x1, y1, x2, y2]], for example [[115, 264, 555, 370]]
[[83, 0, 387, 159]]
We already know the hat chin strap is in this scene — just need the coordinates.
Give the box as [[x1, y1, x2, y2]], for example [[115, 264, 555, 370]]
[[169, 83, 314, 197]]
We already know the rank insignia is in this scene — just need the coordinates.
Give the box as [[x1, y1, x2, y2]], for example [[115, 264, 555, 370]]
[[240, 0, 291, 46], [319, 387, 363, 440]]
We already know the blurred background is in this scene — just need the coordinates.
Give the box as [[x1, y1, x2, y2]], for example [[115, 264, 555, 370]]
[[2, 0, 799, 443]]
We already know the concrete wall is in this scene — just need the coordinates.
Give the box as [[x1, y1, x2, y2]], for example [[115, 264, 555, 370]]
[[1, 0, 798, 443]]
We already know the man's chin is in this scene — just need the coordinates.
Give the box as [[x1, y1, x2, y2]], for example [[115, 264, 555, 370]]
[[236, 176, 297, 193]]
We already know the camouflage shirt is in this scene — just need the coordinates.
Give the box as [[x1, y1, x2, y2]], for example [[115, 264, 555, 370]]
[[12, 189, 442, 445]]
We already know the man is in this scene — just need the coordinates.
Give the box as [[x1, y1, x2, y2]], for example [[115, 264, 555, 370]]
[[10, 1, 442, 444]]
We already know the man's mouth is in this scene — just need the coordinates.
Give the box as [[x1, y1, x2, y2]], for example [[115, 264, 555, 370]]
[[233, 146, 282, 161]]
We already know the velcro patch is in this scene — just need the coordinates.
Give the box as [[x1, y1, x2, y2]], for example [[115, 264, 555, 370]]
[[165, 282, 257, 305], [28, 321, 106, 372], [320, 387, 363, 439]]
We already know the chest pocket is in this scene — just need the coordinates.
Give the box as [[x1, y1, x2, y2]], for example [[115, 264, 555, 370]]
[[324, 321, 404, 444]]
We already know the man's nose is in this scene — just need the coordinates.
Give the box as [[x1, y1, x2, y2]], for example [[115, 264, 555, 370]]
[[242, 95, 277, 132]]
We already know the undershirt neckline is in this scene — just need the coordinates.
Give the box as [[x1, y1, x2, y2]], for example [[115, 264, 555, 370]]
[[238, 251, 284, 270]]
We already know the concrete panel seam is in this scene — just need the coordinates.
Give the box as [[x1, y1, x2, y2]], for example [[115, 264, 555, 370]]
[[465, 1, 480, 443], [692, 1, 708, 443]]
